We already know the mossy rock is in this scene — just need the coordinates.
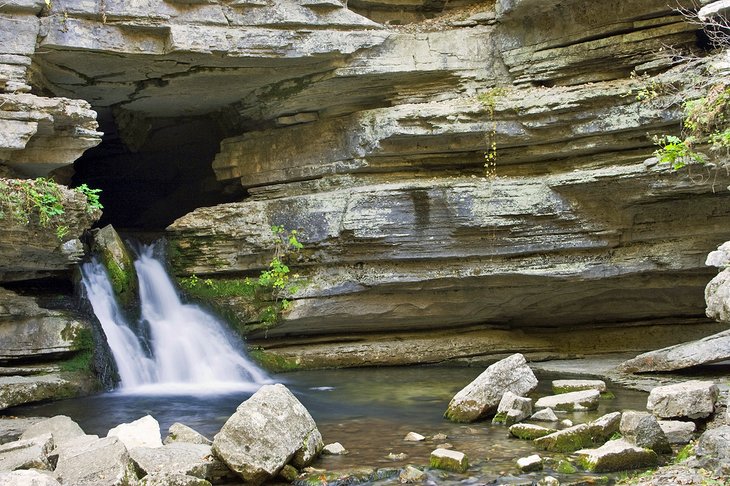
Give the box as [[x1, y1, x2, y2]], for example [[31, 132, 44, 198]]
[[248, 347, 302, 372], [430, 449, 468, 473], [556, 459, 578, 474], [534, 424, 598, 453], [91, 225, 137, 307], [293, 467, 398, 485], [509, 423, 556, 440]]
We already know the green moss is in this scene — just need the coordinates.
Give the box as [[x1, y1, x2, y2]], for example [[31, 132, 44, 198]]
[[248, 347, 302, 372], [557, 459, 578, 474], [674, 443, 695, 464], [59, 326, 94, 373], [105, 258, 135, 305], [179, 276, 257, 300], [602, 391, 616, 399], [492, 412, 506, 424], [509, 424, 555, 440], [430, 453, 469, 473]]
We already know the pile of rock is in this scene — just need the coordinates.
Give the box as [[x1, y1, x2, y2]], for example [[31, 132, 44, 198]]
[[0, 383, 323, 486], [442, 354, 727, 477]]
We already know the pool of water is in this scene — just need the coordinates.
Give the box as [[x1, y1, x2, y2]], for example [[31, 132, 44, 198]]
[[4, 365, 649, 484]]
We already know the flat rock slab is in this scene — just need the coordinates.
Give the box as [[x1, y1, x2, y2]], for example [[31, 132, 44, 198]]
[[552, 379, 606, 394], [647, 380, 719, 419], [534, 412, 620, 452], [130, 443, 220, 480], [516, 454, 542, 472], [444, 354, 537, 422], [535, 389, 600, 412], [619, 329, 730, 373], [0, 375, 79, 411], [54, 436, 138, 486], [509, 423, 556, 440], [577, 439, 658, 473], [429, 448, 468, 473]]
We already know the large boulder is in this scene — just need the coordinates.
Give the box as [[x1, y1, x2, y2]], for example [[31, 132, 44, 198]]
[[619, 411, 671, 454], [647, 381, 719, 419], [0, 434, 53, 472], [54, 436, 138, 486], [107, 415, 162, 450], [90, 225, 138, 307], [212, 384, 323, 485], [20, 415, 85, 448], [577, 439, 658, 473], [444, 354, 537, 422], [534, 389, 600, 412], [694, 425, 730, 476]]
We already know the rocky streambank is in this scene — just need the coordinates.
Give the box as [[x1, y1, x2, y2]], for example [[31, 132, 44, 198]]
[[1, 355, 728, 485]]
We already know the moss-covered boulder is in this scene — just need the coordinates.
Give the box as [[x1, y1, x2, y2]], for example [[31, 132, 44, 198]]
[[577, 439, 658, 473], [509, 423, 556, 440], [91, 225, 137, 307]]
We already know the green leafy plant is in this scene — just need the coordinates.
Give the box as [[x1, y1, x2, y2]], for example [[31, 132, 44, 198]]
[[654, 83, 730, 172], [75, 183, 103, 212], [477, 87, 507, 179], [179, 226, 304, 327], [0, 178, 103, 240]]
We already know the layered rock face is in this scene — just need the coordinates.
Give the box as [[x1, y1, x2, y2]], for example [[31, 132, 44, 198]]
[[2, 0, 729, 368]]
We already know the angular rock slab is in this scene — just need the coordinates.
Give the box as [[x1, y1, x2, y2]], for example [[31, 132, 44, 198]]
[[516, 454, 542, 472], [107, 415, 162, 450], [20, 415, 85, 448], [647, 380, 719, 419], [444, 354, 537, 422], [619, 411, 671, 454], [54, 436, 138, 486], [0, 417, 43, 445], [129, 443, 223, 480], [163, 423, 211, 446], [658, 420, 695, 445], [577, 439, 658, 473], [551, 379, 606, 394], [530, 408, 559, 422], [493, 391, 532, 426], [0, 434, 53, 471], [694, 425, 730, 476], [534, 389, 600, 412], [429, 448, 468, 473], [509, 423, 556, 440], [0, 469, 61, 486], [534, 412, 620, 452], [619, 329, 730, 373], [212, 384, 323, 485]]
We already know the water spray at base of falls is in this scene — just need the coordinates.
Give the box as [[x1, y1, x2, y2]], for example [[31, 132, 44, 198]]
[[81, 242, 268, 394]]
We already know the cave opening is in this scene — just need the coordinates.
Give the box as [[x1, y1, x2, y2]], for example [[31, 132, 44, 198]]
[[71, 108, 245, 231]]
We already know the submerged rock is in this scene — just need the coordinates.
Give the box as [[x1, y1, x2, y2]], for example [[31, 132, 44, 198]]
[[403, 432, 425, 442], [647, 381, 719, 419], [534, 389, 600, 412], [399, 465, 426, 483], [552, 379, 606, 394], [322, 442, 348, 455], [516, 454, 543, 472], [107, 415, 163, 450], [444, 354, 537, 422], [577, 439, 658, 473], [212, 384, 323, 485], [530, 408, 559, 422]]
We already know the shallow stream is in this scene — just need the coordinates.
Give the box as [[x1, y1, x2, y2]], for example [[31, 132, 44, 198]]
[[6, 365, 649, 484]]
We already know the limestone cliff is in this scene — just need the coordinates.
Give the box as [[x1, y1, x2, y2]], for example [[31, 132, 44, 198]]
[[0, 0, 729, 369]]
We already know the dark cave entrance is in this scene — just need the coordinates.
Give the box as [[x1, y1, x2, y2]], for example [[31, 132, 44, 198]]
[[72, 108, 245, 231]]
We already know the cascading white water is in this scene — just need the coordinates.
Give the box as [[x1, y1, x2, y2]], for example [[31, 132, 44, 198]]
[[81, 243, 268, 394]]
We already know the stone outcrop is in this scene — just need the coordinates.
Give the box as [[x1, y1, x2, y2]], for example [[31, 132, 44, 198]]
[[0, 289, 101, 411], [444, 353, 537, 422]]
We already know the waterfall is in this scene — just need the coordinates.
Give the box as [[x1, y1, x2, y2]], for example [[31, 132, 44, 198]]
[[80, 243, 268, 394]]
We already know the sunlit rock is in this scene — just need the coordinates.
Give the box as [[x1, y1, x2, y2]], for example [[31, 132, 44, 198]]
[[107, 415, 163, 450], [647, 381, 719, 419]]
